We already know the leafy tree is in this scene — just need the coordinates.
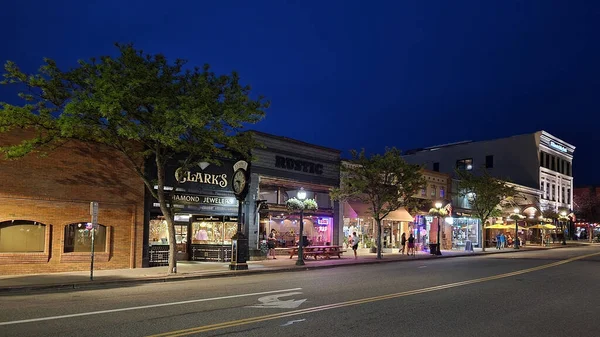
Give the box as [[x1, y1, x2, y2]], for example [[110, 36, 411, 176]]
[[0, 43, 269, 274], [574, 190, 600, 240], [574, 190, 600, 224], [331, 148, 426, 259], [456, 169, 518, 251]]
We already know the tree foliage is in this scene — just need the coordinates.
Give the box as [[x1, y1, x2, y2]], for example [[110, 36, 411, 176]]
[[331, 147, 426, 259], [0, 43, 269, 273], [456, 168, 518, 251], [574, 189, 600, 224]]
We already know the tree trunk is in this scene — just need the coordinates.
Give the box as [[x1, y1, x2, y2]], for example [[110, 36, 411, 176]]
[[156, 158, 177, 274], [481, 219, 486, 252], [376, 219, 383, 259]]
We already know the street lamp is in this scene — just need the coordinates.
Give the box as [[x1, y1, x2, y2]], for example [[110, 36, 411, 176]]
[[560, 211, 568, 245], [296, 187, 307, 266], [513, 208, 520, 249], [435, 201, 443, 256]]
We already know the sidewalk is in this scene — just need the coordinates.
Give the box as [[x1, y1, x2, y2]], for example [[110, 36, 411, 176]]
[[0, 243, 587, 294]]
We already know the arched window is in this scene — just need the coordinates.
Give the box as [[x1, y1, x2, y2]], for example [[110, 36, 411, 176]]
[[0, 220, 47, 253], [64, 222, 107, 253]]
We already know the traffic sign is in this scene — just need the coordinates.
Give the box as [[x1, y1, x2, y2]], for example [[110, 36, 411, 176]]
[[90, 202, 98, 224]]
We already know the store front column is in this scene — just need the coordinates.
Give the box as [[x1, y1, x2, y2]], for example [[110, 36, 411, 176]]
[[334, 200, 342, 246], [247, 173, 260, 256]]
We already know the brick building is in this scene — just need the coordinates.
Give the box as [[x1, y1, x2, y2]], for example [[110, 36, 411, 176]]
[[0, 130, 145, 275]]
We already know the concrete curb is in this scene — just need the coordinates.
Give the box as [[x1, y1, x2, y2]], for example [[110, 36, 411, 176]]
[[0, 244, 586, 294]]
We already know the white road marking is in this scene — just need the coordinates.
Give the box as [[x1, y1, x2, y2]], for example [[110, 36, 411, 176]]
[[418, 266, 427, 268], [0, 288, 303, 326], [248, 291, 307, 309], [281, 319, 306, 326]]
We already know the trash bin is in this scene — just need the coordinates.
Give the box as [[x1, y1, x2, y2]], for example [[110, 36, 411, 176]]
[[429, 243, 437, 255]]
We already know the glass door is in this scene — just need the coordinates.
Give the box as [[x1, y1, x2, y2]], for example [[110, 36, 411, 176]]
[[175, 224, 188, 260]]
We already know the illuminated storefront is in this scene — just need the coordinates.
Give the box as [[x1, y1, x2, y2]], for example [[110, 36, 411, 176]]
[[450, 217, 480, 249], [145, 157, 241, 266], [145, 132, 343, 264], [262, 212, 334, 247], [247, 131, 342, 256]]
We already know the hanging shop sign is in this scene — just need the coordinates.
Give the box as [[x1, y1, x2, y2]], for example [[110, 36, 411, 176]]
[[193, 215, 238, 222], [171, 193, 238, 207], [275, 155, 324, 175]]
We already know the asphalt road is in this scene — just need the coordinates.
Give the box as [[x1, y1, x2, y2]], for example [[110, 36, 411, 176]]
[[1, 246, 599, 337]]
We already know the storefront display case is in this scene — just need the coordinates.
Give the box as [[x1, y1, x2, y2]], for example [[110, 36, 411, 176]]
[[451, 217, 480, 249]]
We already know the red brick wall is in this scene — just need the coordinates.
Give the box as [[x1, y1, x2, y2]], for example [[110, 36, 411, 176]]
[[0, 129, 145, 275]]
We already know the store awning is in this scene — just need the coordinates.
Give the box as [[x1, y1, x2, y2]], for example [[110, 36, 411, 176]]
[[346, 201, 413, 222], [343, 201, 358, 219], [347, 201, 372, 219], [383, 208, 414, 222]]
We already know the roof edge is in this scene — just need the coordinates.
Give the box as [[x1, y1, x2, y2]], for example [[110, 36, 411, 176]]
[[245, 130, 342, 154]]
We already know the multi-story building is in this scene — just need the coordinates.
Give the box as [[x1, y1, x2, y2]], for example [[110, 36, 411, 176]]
[[403, 131, 575, 216]]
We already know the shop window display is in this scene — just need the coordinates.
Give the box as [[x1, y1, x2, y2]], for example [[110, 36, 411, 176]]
[[64, 222, 107, 253], [451, 218, 480, 248], [261, 214, 333, 247], [0, 220, 46, 253], [191, 221, 237, 245], [413, 216, 430, 247], [149, 219, 169, 245]]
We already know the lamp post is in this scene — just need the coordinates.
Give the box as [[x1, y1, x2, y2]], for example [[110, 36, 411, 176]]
[[435, 202, 443, 256], [296, 187, 307, 266], [560, 211, 568, 245], [513, 208, 520, 249]]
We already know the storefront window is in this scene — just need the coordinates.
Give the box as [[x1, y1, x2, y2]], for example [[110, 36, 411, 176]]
[[191, 220, 237, 245], [175, 225, 187, 244], [451, 217, 480, 248], [149, 219, 169, 245], [413, 216, 430, 245], [0, 220, 46, 253], [258, 186, 278, 204], [261, 214, 333, 247], [64, 222, 107, 253]]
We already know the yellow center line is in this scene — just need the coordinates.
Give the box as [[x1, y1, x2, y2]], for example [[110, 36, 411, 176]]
[[147, 251, 600, 337]]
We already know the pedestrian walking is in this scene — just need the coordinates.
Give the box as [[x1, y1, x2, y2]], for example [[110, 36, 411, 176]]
[[350, 232, 360, 259], [400, 232, 407, 254], [407, 233, 416, 256], [268, 229, 277, 259]]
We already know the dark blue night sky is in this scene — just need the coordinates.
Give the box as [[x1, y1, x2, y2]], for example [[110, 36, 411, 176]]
[[1, 0, 599, 185]]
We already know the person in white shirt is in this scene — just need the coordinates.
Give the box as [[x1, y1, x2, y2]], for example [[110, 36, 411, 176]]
[[350, 232, 359, 259]]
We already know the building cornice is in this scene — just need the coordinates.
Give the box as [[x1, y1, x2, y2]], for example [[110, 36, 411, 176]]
[[540, 131, 576, 150]]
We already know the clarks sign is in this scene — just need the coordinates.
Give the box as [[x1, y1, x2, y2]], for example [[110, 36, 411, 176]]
[[275, 155, 324, 175], [176, 170, 228, 187], [175, 161, 229, 188]]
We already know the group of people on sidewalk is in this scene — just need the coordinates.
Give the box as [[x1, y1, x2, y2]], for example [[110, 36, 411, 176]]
[[493, 232, 521, 249], [267, 228, 421, 260], [399, 232, 416, 256]]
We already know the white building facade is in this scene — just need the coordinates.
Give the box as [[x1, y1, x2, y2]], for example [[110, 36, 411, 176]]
[[538, 131, 575, 212], [402, 130, 575, 214]]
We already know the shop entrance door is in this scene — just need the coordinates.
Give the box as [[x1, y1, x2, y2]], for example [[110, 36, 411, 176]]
[[175, 224, 189, 260]]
